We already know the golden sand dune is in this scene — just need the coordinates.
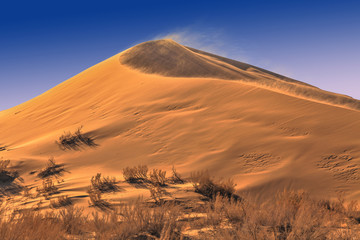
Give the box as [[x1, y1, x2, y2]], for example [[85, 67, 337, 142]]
[[1, 39, 360, 209]]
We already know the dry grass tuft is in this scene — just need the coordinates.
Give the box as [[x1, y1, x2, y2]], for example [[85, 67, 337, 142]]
[[36, 178, 59, 199], [91, 173, 118, 193], [169, 166, 184, 184], [37, 157, 66, 179], [0, 160, 21, 183], [50, 195, 72, 208], [190, 171, 238, 200], [123, 165, 149, 183], [150, 169, 167, 186], [87, 187, 111, 209], [56, 126, 97, 150]]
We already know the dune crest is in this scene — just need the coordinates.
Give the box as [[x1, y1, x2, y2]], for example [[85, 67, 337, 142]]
[[120, 39, 360, 110]]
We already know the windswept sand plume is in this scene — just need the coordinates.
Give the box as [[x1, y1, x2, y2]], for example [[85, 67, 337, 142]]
[[1, 39, 360, 214]]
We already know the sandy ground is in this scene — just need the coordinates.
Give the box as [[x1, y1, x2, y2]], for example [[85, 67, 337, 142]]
[[1, 39, 360, 211]]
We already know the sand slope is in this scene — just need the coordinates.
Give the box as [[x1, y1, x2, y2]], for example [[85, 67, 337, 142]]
[[1, 39, 360, 207]]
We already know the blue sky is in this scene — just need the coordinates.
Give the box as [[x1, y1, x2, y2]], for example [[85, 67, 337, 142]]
[[0, 0, 359, 110]]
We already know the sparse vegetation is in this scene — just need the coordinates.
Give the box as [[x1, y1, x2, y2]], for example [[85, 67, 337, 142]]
[[36, 178, 59, 199], [122, 165, 149, 183], [3, 165, 360, 239], [90, 173, 118, 193], [149, 183, 166, 204], [190, 170, 238, 199], [56, 126, 97, 150], [37, 157, 66, 179], [169, 165, 184, 184], [87, 187, 111, 209], [0, 146, 6, 152], [150, 168, 167, 186], [0, 160, 20, 183], [50, 195, 72, 208]]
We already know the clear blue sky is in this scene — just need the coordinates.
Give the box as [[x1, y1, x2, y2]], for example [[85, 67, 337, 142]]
[[1, 0, 359, 111]]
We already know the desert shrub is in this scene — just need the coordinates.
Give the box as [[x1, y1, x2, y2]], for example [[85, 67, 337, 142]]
[[190, 171, 237, 199], [0, 145, 6, 151], [56, 126, 96, 150], [36, 178, 59, 199], [50, 195, 72, 208], [87, 187, 110, 209], [91, 173, 118, 192], [149, 184, 166, 205], [123, 165, 148, 183], [37, 157, 66, 179], [150, 169, 167, 186], [115, 201, 183, 239], [0, 160, 21, 183], [58, 206, 88, 235], [169, 166, 184, 184], [0, 210, 66, 240]]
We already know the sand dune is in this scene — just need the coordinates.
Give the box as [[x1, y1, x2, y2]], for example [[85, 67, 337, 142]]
[[1, 39, 360, 210]]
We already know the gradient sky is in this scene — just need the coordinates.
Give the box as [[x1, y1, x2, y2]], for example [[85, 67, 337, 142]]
[[1, 0, 359, 111]]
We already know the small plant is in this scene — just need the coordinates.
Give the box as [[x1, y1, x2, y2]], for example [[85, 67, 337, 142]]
[[37, 157, 66, 179], [123, 165, 148, 183], [87, 187, 110, 209], [50, 195, 72, 208], [150, 169, 167, 186], [56, 126, 97, 150], [169, 166, 184, 184], [0, 160, 21, 183], [0, 145, 6, 151], [190, 171, 237, 199], [37, 178, 59, 198], [90, 173, 118, 192], [149, 184, 166, 205]]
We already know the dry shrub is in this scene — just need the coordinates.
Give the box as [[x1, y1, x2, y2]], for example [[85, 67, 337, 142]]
[[123, 165, 148, 183], [50, 195, 72, 208], [91, 173, 118, 192], [149, 184, 166, 205], [56, 126, 97, 150], [0, 145, 6, 151], [37, 157, 66, 179], [0, 160, 21, 183], [150, 169, 167, 186], [36, 178, 59, 199], [87, 187, 110, 209], [0, 210, 66, 240], [199, 190, 360, 240], [58, 206, 88, 235], [169, 166, 184, 184], [190, 171, 237, 199], [114, 201, 183, 239]]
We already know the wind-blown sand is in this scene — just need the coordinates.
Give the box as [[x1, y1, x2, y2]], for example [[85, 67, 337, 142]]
[[1, 39, 360, 210]]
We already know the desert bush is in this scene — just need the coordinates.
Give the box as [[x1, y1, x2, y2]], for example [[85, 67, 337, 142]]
[[190, 171, 237, 199], [123, 165, 148, 183], [37, 157, 66, 179], [149, 184, 166, 205], [87, 187, 110, 209], [58, 206, 88, 235], [150, 169, 167, 186], [36, 178, 59, 199], [91, 173, 118, 192], [50, 195, 72, 208], [0, 159, 21, 183], [169, 166, 184, 184], [0, 145, 6, 151], [56, 126, 96, 150], [115, 201, 183, 239]]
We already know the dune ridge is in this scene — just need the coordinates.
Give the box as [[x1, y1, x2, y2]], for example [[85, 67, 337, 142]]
[[121, 39, 360, 110]]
